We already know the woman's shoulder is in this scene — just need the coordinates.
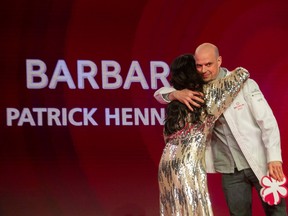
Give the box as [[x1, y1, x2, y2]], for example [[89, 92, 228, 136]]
[[230, 67, 248, 73]]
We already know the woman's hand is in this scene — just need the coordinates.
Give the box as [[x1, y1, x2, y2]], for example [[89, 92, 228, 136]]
[[169, 89, 204, 111]]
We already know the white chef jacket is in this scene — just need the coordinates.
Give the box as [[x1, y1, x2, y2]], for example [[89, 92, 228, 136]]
[[154, 71, 282, 181]]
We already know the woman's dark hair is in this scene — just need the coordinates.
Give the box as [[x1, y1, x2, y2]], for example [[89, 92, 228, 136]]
[[164, 54, 205, 135]]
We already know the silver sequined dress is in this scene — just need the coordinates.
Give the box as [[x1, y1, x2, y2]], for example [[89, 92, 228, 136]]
[[158, 67, 249, 216]]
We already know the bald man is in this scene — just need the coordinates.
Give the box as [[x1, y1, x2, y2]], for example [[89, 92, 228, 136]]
[[154, 43, 287, 216]]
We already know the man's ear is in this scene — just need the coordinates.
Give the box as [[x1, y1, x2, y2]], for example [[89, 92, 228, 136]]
[[217, 56, 222, 67]]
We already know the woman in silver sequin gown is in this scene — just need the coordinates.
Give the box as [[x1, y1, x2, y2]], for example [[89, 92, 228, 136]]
[[158, 54, 249, 216]]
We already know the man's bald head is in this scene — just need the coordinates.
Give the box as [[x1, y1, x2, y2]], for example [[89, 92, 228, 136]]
[[195, 43, 219, 58]]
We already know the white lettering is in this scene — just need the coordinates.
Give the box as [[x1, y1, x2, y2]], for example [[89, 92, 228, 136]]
[[26, 59, 170, 90], [6, 108, 98, 126], [49, 60, 76, 89], [6, 108, 20, 126], [102, 60, 122, 89], [105, 108, 165, 126], [151, 108, 165, 125], [83, 108, 98, 125], [150, 61, 170, 89], [122, 108, 133, 126], [77, 60, 99, 89], [123, 61, 149, 89], [26, 59, 48, 89], [47, 108, 61, 126], [18, 108, 36, 126], [33, 108, 47, 126], [68, 108, 82, 126], [134, 108, 149, 125], [105, 108, 120, 125]]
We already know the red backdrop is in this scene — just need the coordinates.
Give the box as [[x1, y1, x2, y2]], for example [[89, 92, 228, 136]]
[[1, 0, 288, 215]]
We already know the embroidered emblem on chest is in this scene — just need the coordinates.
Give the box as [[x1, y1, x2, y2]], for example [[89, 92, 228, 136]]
[[233, 102, 245, 110]]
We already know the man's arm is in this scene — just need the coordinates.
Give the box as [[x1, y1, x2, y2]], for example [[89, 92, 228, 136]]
[[244, 79, 284, 181], [154, 87, 204, 111], [153, 87, 176, 104]]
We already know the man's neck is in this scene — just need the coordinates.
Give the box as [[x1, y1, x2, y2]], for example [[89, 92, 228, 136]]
[[216, 67, 227, 79]]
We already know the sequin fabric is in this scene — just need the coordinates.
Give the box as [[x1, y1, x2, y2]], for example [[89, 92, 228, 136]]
[[158, 67, 249, 216]]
